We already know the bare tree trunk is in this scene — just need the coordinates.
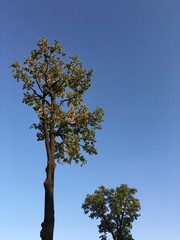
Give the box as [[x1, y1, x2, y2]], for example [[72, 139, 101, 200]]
[[40, 161, 56, 240]]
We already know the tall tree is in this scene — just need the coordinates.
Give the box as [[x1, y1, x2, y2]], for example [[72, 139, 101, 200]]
[[82, 184, 141, 240], [11, 37, 104, 240]]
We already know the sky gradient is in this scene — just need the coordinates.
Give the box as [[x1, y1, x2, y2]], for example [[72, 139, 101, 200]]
[[0, 1, 180, 240]]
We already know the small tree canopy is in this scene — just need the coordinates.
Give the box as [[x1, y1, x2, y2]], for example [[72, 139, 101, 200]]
[[11, 37, 104, 165], [82, 184, 141, 240]]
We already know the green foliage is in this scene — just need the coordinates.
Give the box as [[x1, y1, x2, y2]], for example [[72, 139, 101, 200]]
[[11, 37, 104, 165], [82, 184, 141, 240]]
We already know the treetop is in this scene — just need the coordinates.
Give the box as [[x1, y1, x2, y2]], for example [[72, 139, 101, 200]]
[[11, 37, 104, 165]]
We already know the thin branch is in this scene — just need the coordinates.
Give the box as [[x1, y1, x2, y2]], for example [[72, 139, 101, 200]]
[[49, 80, 60, 90], [59, 98, 70, 105], [27, 84, 51, 107], [35, 77, 44, 95], [28, 84, 43, 99]]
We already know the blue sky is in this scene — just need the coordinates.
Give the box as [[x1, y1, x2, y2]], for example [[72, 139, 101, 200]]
[[0, 0, 180, 239]]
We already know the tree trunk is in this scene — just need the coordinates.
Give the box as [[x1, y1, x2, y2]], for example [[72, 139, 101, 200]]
[[40, 161, 56, 240], [40, 96, 56, 240]]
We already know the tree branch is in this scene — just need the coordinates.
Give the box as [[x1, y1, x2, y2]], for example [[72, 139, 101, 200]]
[[59, 98, 70, 106], [42, 100, 51, 161], [101, 213, 116, 240], [35, 77, 44, 95], [28, 84, 51, 107], [49, 95, 56, 158], [119, 199, 127, 231]]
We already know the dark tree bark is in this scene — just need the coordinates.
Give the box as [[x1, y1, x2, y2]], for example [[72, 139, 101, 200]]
[[40, 99, 56, 240], [40, 161, 56, 240]]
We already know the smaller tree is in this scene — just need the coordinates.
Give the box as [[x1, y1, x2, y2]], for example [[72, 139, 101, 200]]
[[82, 184, 141, 240]]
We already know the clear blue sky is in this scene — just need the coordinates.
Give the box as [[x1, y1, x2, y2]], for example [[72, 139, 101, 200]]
[[0, 0, 180, 239]]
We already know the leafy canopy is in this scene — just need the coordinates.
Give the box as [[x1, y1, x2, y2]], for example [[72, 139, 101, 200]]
[[82, 184, 141, 240], [11, 37, 104, 165]]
